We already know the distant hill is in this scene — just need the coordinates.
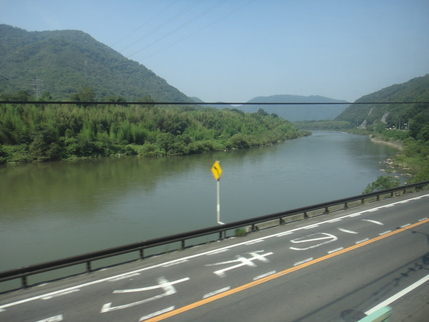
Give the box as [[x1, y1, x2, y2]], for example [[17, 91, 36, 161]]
[[0, 24, 192, 102], [230, 95, 349, 121], [335, 74, 429, 129]]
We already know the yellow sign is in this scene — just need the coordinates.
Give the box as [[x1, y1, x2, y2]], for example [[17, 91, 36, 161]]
[[211, 161, 222, 181]]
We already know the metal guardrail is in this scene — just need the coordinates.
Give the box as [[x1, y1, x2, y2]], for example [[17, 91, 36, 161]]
[[1, 180, 428, 293]]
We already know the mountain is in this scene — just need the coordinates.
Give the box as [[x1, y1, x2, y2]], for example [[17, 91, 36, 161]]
[[335, 74, 429, 129], [236, 95, 349, 121], [0, 24, 192, 102]]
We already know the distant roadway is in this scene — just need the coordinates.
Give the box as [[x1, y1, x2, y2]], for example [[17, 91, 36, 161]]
[[1, 191, 429, 321]]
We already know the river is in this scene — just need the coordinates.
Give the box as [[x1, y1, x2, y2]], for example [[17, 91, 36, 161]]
[[0, 131, 402, 272]]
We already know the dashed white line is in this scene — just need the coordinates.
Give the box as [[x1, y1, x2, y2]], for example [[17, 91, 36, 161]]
[[294, 257, 313, 266], [244, 240, 264, 245], [362, 219, 384, 226], [140, 306, 175, 321], [328, 247, 344, 254], [338, 228, 358, 234], [356, 238, 369, 244], [203, 287, 231, 299], [253, 271, 276, 281], [108, 273, 140, 282], [206, 249, 229, 255], [276, 231, 293, 237], [419, 217, 428, 222], [36, 315, 63, 322], [379, 230, 392, 236], [304, 224, 319, 229], [161, 259, 188, 267], [400, 223, 411, 228], [41, 289, 80, 300]]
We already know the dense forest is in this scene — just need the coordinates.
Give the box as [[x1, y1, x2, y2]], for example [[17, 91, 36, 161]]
[[0, 96, 309, 164], [0, 24, 192, 102]]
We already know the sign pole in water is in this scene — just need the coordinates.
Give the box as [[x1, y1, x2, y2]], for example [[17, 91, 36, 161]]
[[211, 161, 224, 225]]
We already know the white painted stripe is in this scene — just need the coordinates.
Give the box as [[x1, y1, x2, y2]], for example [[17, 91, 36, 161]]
[[244, 239, 264, 245], [328, 247, 344, 254], [419, 217, 428, 222], [41, 289, 80, 300], [379, 230, 392, 236], [294, 257, 313, 266], [365, 274, 429, 315], [1, 193, 427, 311], [400, 223, 411, 228], [304, 224, 319, 229], [253, 271, 276, 281], [356, 238, 369, 244], [362, 219, 384, 225], [326, 218, 342, 223], [161, 259, 188, 267], [140, 306, 174, 321], [276, 231, 293, 237], [338, 228, 358, 234], [203, 287, 231, 299], [36, 315, 63, 322], [108, 273, 140, 282]]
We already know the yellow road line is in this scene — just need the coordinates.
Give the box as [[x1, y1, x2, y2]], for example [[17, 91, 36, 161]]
[[145, 218, 429, 322]]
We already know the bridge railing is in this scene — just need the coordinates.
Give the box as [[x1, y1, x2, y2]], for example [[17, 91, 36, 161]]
[[1, 180, 428, 293]]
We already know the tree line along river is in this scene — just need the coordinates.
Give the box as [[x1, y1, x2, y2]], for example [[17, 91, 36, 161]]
[[0, 131, 403, 272]]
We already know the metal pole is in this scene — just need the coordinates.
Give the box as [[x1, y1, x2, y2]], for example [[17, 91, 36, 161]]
[[217, 179, 224, 225]]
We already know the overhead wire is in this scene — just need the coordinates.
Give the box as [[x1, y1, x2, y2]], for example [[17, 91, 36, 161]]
[[120, 0, 203, 54], [127, 0, 228, 58], [111, 0, 180, 48], [138, 0, 255, 61]]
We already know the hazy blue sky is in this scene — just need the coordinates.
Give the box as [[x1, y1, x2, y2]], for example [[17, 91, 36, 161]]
[[1, 0, 428, 102]]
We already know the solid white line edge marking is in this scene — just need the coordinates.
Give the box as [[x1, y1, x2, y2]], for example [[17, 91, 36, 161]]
[[1, 193, 429, 311], [365, 273, 429, 315]]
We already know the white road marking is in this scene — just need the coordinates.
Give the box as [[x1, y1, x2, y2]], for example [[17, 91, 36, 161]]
[[244, 239, 264, 245], [276, 231, 293, 237], [101, 277, 189, 313], [290, 233, 338, 251], [337, 228, 358, 234], [203, 287, 231, 299], [253, 271, 276, 281], [140, 306, 174, 321], [356, 238, 369, 244], [304, 224, 319, 229], [294, 258, 313, 266], [41, 289, 80, 300], [379, 230, 392, 236], [365, 274, 429, 315], [325, 218, 343, 223], [161, 259, 188, 267], [108, 273, 140, 282], [36, 315, 63, 322], [205, 249, 229, 255], [206, 251, 273, 277], [1, 193, 427, 311], [400, 223, 411, 228], [328, 247, 344, 254], [362, 219, 384, 225], [419, 217, 428, 222]]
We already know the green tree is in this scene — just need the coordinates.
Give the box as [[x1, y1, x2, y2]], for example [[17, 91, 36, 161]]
[[362, 176, 401, 194]]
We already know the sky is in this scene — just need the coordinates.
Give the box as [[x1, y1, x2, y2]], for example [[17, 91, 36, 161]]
[[1, 0, 429, 102]]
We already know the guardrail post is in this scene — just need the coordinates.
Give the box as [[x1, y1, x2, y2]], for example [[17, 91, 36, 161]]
[[86, 261, 92, 273], [22, 275, 28, 289], [304, 212, 309, 219], [140, 248, 144, 259], [181, 240, 185, 250], [325, 207, 329, 214], [344, 202, 348, 210], [279, 218, 285, 225]]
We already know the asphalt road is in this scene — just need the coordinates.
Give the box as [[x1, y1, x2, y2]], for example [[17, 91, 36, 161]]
[[1, 191, 429, 322]]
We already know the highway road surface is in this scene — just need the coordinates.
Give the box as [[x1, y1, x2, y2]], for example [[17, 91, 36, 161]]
[[1, 191, 429, 322]]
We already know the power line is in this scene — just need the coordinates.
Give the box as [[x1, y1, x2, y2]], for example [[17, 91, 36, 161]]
[[1, 101, 428, 106]]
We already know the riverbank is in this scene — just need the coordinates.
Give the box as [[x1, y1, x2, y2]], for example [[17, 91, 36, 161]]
[[369, 135, 404, 151]]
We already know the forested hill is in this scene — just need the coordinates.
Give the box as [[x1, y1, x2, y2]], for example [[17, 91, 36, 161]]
[[0, 24, 192, 102], [238, 95, 349, 121], [335, 74, 429, 129]]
